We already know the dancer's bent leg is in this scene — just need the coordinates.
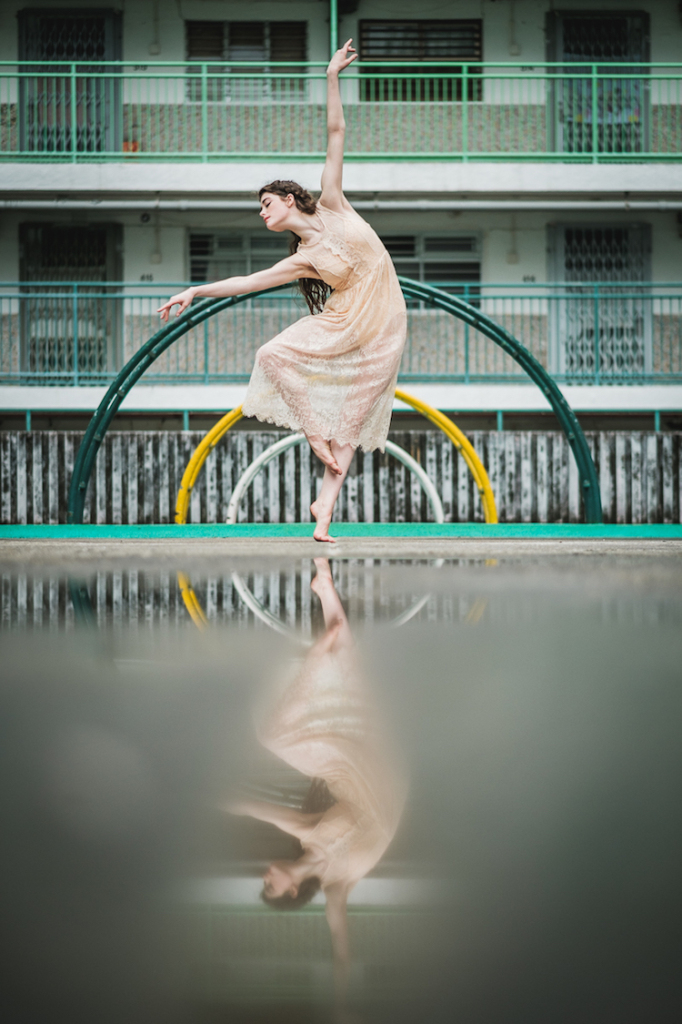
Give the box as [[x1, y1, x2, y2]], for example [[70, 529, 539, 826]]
[[306, 434, 342, 476], [311, 442, 355, 543]]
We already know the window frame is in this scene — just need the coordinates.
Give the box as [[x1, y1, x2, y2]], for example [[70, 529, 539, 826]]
[[358, 19, 483, 103], [382, 232, 482, 304], [185, 20, 308, 104]]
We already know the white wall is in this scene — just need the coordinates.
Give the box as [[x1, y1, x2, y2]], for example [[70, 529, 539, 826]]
[[123, 223, 186, 283]]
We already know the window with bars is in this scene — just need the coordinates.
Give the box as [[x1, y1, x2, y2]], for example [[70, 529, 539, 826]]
[[550, 224, 651, 378], [548, 11, 650, 154], [383, 235, 481, 303], [185, 21, 307, 101], [19, 223, 122, 377], [358, 20, 483, 102], [17, 8, 122, 153]]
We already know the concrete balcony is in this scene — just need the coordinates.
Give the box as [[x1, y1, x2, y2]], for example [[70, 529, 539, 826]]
[[1, 62, 680, 205]]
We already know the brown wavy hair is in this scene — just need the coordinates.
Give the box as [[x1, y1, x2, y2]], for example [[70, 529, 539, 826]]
[[260, 778, 336, 911], [258, 180, 332, 315]]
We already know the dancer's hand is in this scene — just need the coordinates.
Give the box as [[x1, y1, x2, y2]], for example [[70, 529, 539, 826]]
[[327, 39, 357, 77], [157, 286, 196, 322]]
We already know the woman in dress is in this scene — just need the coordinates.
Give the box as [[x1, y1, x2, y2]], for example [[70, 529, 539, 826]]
[[228, 558, 407, 1016], [158, 40, 407, 541]]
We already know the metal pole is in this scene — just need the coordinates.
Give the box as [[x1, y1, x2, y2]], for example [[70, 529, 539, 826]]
[[593, 283, 600, 385], [591, 62, 599, 162], [462, 63, 469, 161], [201, 63, 208, 162], [70, 62, 78, 162], [329, 0, 338, 56], [73, 283, 79, 386]]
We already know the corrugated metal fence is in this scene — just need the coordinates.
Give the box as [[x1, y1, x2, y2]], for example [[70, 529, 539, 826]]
[[1, 429, 681, 525]]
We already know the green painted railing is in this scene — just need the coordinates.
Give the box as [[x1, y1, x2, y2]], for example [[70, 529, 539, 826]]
[[1, 281, 681, 387], [1, 61, 680, 161]]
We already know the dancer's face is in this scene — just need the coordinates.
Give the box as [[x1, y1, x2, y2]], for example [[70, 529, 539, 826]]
[[262, 861, 298, 898], [259, 192, 294, 232]]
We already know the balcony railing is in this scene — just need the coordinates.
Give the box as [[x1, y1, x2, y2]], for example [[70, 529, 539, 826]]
[[1, 61, 680, 161], [1, 282, 680, 386]]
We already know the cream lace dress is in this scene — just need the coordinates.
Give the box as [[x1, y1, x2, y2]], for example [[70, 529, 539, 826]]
[[242, 203, 407, 452], [257, 641, 407, 893]]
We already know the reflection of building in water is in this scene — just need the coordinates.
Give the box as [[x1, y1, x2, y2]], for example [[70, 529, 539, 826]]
[[3, 558, 680, 630], [187, 895, 436, 1007]]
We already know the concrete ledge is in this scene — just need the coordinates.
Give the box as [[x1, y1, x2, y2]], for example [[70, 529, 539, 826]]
[[2, 384, 681, 413], [1, 162, 680, 198]]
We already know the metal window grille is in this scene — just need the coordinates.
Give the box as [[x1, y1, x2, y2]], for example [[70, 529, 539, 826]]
[[549, 12, 650, 155], [19, 224, 122, 380], [550, 224, 652, 379], [17, 8, 122, 154], [185, 21, 307, 103], [358, 20, 483, 102]]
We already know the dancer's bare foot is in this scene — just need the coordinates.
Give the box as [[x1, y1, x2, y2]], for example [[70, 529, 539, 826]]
[[311, 558, 334, 593], [313, 556, 333, 578], [311, 500, 335, 543], [307, 435, 342, 475]]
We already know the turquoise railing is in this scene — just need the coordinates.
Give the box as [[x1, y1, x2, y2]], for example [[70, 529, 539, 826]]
[[1, 281, 680, 386], [1, 61, 680, 162]]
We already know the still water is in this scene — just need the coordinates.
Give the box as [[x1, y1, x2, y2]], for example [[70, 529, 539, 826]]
[[1, 553, 681, 1023]]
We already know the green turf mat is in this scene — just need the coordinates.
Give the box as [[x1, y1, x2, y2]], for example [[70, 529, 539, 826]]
[[1, 523, 681, 540]]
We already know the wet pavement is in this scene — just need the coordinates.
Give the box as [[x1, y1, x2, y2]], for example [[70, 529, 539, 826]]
[[1, 550, 681, 1023]]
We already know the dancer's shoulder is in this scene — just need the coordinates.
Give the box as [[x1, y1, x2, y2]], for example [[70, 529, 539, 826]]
[[318, 196, 357, 219]]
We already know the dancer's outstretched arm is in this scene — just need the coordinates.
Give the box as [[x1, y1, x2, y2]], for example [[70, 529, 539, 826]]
[[157, 253, 320, 321], [320, 39, 357, 213], [226, 799, 323, 839]]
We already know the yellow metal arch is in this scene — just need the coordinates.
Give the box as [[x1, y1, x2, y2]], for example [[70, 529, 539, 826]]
[[174, 390, 497, 525], [175, 405, 243, 524], [393, 388, 498, 524]]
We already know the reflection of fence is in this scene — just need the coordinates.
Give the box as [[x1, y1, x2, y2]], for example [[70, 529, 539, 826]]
[[1, 62, 680, 160], [2, 429, 680, 527], [1, 283, 680, 384]]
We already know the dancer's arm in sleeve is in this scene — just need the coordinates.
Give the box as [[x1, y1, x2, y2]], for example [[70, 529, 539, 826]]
[[225, 799, 323, 840], [157, 253, 320, 321], [320, 39, 357, 213]]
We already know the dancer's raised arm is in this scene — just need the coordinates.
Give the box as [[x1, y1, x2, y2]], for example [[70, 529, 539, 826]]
[[325, 883, 353, 1016], [320, 39, 357, 212]]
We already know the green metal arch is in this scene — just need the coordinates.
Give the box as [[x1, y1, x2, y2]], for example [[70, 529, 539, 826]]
[[67, 278, 602, 524]]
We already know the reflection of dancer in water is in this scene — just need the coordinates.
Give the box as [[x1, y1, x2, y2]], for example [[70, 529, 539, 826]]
[[158, 40, 407, 542], [228, 559, 407, 1012]]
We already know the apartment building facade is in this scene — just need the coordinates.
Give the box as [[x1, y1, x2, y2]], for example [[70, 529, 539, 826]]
[[0, 0, 680, 434]]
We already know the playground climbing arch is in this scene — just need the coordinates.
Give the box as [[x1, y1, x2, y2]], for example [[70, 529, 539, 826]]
[[67, 278, 603, 526]]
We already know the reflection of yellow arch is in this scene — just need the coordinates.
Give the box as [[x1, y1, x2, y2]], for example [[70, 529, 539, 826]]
[[175, 389, 497, 525]]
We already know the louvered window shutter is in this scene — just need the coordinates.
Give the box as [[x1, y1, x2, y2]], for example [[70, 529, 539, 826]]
[[359, 20, 482, 101]]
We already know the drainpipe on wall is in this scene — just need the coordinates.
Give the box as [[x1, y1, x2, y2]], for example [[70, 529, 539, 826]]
[[330, 0, 338, 56]]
